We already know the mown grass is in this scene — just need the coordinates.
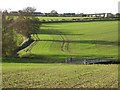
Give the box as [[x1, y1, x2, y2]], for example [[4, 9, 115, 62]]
[[2, 63, 118, 88], [18, 21, 118, 61]]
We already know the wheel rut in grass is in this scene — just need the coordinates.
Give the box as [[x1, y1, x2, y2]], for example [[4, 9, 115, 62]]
[[20, 30, 70, 54], [61, 35, 70, 52], [50, 31, 70, 52]]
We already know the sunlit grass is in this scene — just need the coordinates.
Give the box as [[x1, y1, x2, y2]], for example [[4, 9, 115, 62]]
[[2, 63, 118, 88], [19, 21, 118, 60]]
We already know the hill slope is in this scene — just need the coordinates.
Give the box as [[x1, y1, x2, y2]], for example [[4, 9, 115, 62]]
[[18, 21, 118, 61]]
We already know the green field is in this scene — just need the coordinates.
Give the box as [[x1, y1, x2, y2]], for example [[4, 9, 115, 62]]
[[2, 21, 119, 88], [18, 21, 118, 61], [37, 16, 92, 21], [2, 63, 118, 88]]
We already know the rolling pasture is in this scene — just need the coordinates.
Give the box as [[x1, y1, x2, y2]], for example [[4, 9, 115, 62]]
[[2, 21, 119, 88], [19, 21, 118, 61]]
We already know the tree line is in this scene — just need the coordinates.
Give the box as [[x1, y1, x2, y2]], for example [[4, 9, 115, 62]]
[[2, 7, 40, 57]]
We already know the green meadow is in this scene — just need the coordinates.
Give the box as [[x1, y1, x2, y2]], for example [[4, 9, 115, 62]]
[[2, 21, 119, 88], [19, 21, 118, 61]]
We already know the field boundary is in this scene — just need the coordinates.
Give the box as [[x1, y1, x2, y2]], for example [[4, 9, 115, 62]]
[[65, 58, 120, 64], [39, 19, 118, 24]]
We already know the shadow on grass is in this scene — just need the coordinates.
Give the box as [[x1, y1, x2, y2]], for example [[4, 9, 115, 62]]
[[38, 29, 84, 35], [33, 28, 118, 46], [2, 54, 118, 63], [38, 39, 118, 46]]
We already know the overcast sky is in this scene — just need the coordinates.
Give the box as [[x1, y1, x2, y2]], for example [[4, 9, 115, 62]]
[[0, 0, 119, 14]]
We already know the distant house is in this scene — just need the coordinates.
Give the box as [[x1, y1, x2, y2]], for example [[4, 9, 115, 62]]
[[86, 13, 106, 17], [76, 13, 84, 17], [44, 13, 51, 16], [33, 12, 43, 16], [8, 11, 117, 18], [63, 13, 75, 16], [106, 13, 114, 18], [115, 13, 120, 18], [10, 11, 18, 16]]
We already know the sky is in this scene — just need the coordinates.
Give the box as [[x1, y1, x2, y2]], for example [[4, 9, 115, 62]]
[[0, 0, 119, 14]]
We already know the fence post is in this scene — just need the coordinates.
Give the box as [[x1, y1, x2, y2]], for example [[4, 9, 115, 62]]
[[84, 59, 86, 64]]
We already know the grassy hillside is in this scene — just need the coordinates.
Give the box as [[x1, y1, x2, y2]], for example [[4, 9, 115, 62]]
[[18, 21, 118, 61], [2, 21, 119, 88], [2, 63, 118, 88]]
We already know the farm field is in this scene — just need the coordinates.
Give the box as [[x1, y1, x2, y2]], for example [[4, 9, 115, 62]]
[[2, 63, 118, 88], [2, 21, 119, 88], [37, 16, 93, 21], [18, 21, 118, 61]]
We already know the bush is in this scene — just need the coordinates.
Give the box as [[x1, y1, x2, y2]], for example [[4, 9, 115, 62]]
[[2, 15, 18, 56]]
